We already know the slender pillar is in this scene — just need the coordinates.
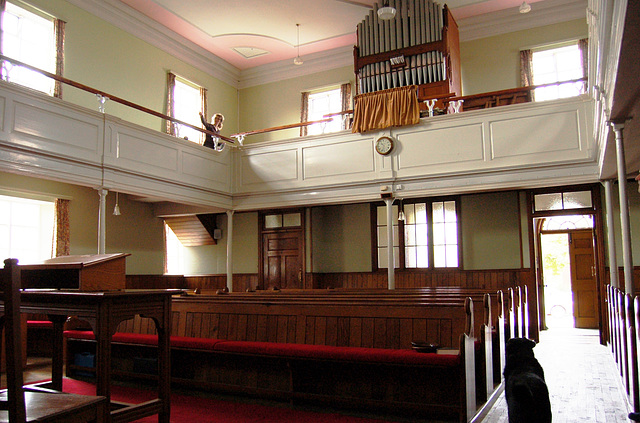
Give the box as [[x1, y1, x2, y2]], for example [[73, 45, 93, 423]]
[[97, 188, 108, 254], [226, 210, 234, 292], [384, 197, 395, 289], [611, 122, 634, 294], [603, 180, 620, 288]]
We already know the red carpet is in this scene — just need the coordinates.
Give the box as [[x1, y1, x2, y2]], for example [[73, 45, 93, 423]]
[[61, 378, 395, 423]]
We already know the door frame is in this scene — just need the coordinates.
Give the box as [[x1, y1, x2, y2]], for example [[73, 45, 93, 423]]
[[529, 183, 607, 342], [537, 228, 597, 329], [258, 208, 306, 290]]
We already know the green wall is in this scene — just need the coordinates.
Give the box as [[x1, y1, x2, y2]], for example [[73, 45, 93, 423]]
[[311, 203, 372, 273], [23, 0, 238, 136], [238, 66, 355, 144], [237, 19, 589, 142], [460, 191, 523, 269], [0, 171, 165, 274], [178, 212, 259, 275], [0, 2, 598, 276], [606, 183, 640, 267], [460, 19, 588, 95]]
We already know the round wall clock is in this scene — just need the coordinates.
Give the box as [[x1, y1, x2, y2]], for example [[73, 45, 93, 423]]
[[375, 136, 394, 155]]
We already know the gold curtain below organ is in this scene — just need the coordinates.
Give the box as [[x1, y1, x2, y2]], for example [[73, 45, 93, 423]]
[[351, 85, 420, 133]]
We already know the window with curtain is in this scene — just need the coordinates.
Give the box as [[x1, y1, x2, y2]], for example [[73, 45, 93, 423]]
[[166, 72, 207, 144], [372, 197, 460, 270], [0, 1, 64, 97], [521, 39, 587, 102], [300, 83, 351, 136], [0, 194, 55, 263]]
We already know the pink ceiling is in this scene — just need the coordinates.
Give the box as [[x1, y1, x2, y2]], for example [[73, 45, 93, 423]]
[[119, 0, 543, 70]]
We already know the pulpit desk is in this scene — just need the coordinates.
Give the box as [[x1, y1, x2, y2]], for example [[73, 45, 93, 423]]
[[2, 289, 181, 423]]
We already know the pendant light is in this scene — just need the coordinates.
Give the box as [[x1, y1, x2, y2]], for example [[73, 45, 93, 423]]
[[378, 1, 397, 20], [519, 1, 531, 13], [113, 192, 121, 216], [294, 24, 303, 66]]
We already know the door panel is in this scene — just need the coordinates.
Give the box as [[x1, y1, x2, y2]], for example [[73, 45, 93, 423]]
[[570, 230, 598, 328], [262, 231, 303, 290]]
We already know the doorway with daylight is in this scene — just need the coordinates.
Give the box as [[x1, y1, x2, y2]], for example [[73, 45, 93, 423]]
[[531, 185, 604, 333], [538, 214, 597, 329]]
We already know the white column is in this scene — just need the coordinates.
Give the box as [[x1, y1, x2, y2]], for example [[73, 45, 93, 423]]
[[97, 188, 108, 254], [226, 210, 234, 292], [384, 197, 395, 290], [603, 180, 620, 288], [611, 122, 634, 294]]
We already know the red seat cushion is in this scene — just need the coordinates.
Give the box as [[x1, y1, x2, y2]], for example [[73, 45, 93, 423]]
[[27, 320, 54, 329], [64, 330, 223, 350], [214, 341, 460, 366], [64, 331, 460, 366]]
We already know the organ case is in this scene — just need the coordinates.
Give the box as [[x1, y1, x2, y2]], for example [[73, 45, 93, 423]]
[[354, 0, 461, 104]]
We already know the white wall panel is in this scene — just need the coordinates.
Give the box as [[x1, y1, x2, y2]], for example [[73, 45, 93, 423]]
[[0, 81, 599, 211], [103, 122, 232, 201], [115, 132, 179, 172], [303, 139, 374, 179], [490, 109, 581, 159], [240, 149, 298, 185], [182, 151, 229, 185], [12, 101, 102, 159], [397, 123, 485, 169], [0, 96, 5, 132]]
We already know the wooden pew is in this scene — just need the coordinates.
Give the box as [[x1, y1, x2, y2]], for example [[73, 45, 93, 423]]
[[607, 285, 640, 420], [128, 286, 509, 400], [66, 291, 483, 422]]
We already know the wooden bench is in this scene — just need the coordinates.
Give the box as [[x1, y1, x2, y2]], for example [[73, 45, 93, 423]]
[[26, 318, 54, 357], [66, 288, 520, 421], [65, 291, 489, 422], [606, 284, 640, 421]]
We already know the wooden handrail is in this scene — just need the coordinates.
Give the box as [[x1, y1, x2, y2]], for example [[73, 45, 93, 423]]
[[444, 77, 588, 103], [230, 118, 334, 138], [0, 55, 235, 145], [420, 92, 455, 102], [323, 110, 353, 118]]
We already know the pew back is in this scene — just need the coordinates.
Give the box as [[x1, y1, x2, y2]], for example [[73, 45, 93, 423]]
[[119, 293, 475, 349]]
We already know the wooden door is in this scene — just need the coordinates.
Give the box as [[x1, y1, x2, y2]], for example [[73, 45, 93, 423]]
[[262, 231, 303, 290], [569, 229, 598, 328]]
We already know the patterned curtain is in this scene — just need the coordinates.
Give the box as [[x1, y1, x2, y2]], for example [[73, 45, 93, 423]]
[[166, 72, 176, 135], [578, 38, 588, 79], [53, 19, 65, 98], [300, 91, 309, 137], [53, 199, 70, 257], [520, 49, 534, 87], [340, 82, 352, 130], [351, 85, 420, 133], [520, 49, 534, 101], [200, 87, 208, 144]]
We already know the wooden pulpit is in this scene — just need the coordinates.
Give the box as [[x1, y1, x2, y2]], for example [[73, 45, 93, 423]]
[[19, 253, 130, 291]]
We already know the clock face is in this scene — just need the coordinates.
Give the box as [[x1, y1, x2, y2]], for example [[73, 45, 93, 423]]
[[375, 136, 394, 155]]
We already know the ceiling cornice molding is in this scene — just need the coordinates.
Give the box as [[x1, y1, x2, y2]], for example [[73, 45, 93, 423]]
[[68, 0, 588, 88], [66, 0, 241, 87], [458, 0, 588, 42], [237, 46, 355, 89]]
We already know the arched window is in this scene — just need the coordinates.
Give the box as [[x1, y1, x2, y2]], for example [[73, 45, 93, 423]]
[[542, 215, 593, 231]]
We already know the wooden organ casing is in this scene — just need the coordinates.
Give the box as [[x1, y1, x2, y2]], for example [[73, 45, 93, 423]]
[[354, 1, 461, 104]]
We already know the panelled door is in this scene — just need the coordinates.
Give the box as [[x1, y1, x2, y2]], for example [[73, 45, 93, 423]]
[[259, 210, 305, 290], [569, 229, 598, 329], [262, 231, 303, 290]]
